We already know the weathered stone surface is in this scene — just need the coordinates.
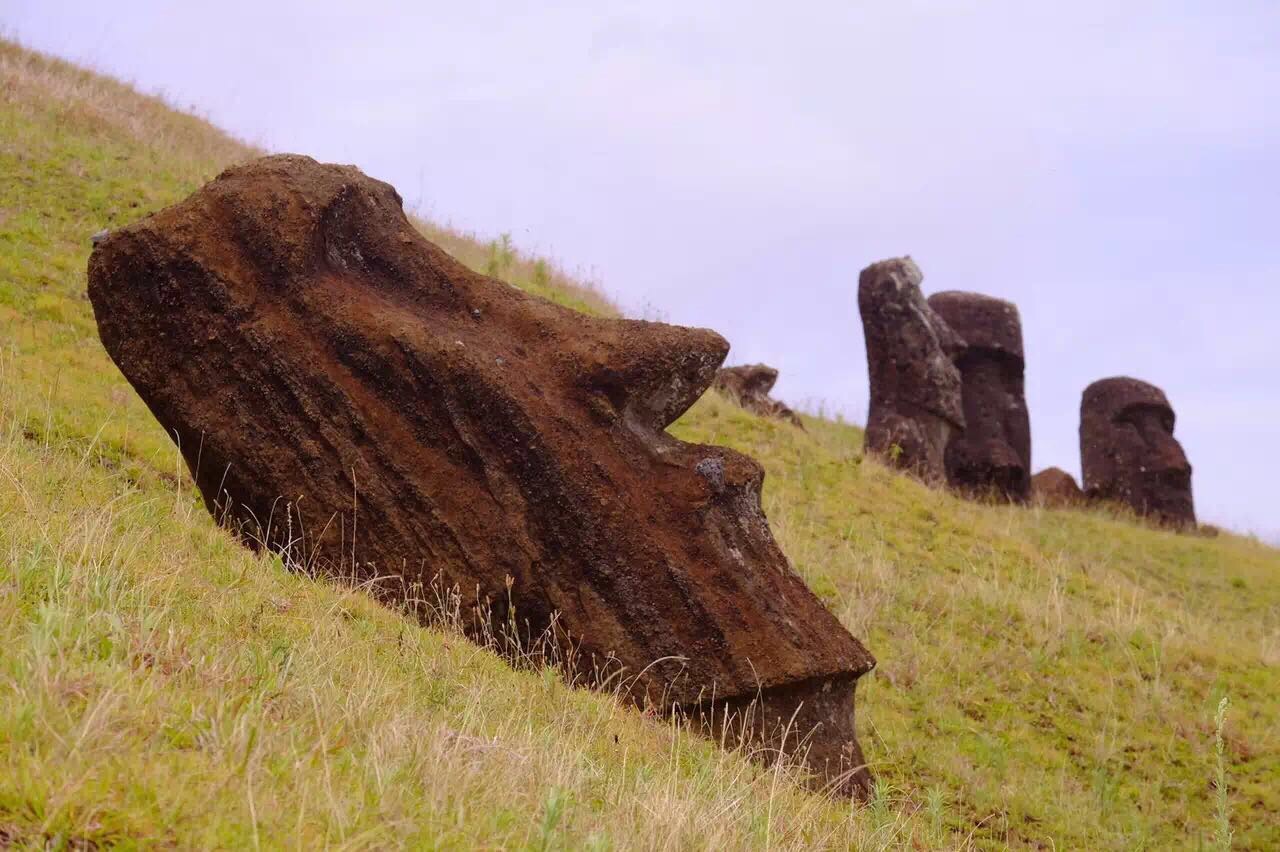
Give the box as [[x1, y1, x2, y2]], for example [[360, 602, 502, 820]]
[[858, 257, 964, 481], [1080, 377, 1195, 528], [87, 155, 876, 795], [1031, 467, 1083, 507], [927, 291, 1031, 502], [713, 364, 804, 428]]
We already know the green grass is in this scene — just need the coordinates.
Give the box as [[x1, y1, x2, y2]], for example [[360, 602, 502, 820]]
[[1, 39, 1277, 849]]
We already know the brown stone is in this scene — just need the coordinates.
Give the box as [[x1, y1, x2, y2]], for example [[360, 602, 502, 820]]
[[857, 257, 964, 481], [713, 364, 804, 428], [1031, 467, 1083, 507], [927, 291, 1031, 502], [1079, 377, 1195, 528], [87, 155, 876, 796]]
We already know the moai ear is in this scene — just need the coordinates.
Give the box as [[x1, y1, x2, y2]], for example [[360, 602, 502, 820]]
[[580, 321, 729, 431]]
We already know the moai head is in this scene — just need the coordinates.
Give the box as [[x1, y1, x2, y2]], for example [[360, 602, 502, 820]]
[[719, 363, 780, 397], [857, 257, 965, 481], [87, 155, 877, 797], [1031, 467, 1083, 508], [713, 364, 804, 428], [927, 291, 1031, 502], [1080, 377, 1195, 528]]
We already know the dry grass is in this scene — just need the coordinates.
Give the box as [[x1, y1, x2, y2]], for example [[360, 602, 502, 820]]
[[2, 37, 1278, 849], [0, 408, 926, 849], [0, 37, 256, 173]]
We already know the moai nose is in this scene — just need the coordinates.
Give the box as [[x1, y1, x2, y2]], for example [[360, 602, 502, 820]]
[[1151, 434, 1191, 476]]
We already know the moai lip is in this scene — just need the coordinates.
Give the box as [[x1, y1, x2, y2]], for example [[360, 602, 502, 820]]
[[927, 291, 1032, 502], [1080, 377, 1195, 528], [713, 363, 805, 429], [87, 154, 877, 797], [857, 257, 965, 482]]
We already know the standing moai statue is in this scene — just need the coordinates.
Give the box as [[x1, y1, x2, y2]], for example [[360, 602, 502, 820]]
[[927, 291, 1031, 502], [1080, 377, 1195, 528], [857, 257, 964, 482]]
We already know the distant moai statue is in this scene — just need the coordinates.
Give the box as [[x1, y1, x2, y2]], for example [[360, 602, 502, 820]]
[[857, 257, 964, 482], [1079, 377, 1195, 528], [1031, 467, 1083, 507], [927, 291, 1032, 502], [713, 364, 805, 428]]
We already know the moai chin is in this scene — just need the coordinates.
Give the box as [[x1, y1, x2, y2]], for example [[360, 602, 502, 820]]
[[857, 257, 965, 482], [1080, 377, 1195, 528], [927, 291, 1031, 502]]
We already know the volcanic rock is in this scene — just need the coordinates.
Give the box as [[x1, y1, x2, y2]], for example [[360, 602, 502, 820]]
[[857, 257, 965, 481], [927, 291, 1031, 502], [713, 364, 804, 428], [1080, 377, 1195, 528], [87, 155, 876, 796], [1031, 467, 1083, 507]]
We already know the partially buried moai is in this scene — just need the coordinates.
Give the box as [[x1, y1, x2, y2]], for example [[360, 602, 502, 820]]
[[713, 363, 805, 428], [87, 155, 877, 797], [1080, 377, 1195, 528], [1031, 467, 1083, 508], [858, 257, 965, 482], [927, 291, 1031, 502]]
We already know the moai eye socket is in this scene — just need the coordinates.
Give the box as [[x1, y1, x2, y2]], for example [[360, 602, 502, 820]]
[[1114, 403, 1176, 442]]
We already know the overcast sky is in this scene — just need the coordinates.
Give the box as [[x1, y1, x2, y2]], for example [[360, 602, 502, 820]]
[[8, 2, 1279, 541]]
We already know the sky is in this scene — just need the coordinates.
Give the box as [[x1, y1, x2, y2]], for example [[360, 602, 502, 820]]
[[7, 2, 1279, 542]]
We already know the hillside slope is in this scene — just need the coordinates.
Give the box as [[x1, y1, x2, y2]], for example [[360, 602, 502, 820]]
[[2, 41, 1277, 850]]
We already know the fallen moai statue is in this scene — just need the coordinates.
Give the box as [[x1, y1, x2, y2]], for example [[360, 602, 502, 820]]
[[1031, 467, 1083, 507], [927, 291, 1032, 502], [87, 155, 877, 796], [857, 257, 965, 482], [713, 363, 805, 428], [1080, 377, 1195, 528]]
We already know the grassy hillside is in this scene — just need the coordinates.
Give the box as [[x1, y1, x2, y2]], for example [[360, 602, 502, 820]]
[[2, 40, 1277, 849]]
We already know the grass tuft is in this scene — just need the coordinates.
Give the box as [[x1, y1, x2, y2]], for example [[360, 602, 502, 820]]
[[1214, 696, 1234, 851]]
